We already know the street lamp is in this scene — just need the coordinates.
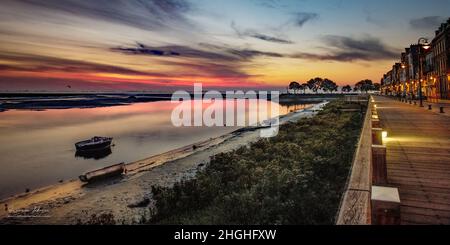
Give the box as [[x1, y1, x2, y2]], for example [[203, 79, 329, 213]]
[[400, 63, 408, 98], [417, 37, 430, 107]]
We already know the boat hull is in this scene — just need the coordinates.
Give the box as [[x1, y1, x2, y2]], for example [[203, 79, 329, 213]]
[[75, 140, 112, 151], [75, 147, 112, 160], [79, 162, 125, 183], [75, 137, 113, 152]]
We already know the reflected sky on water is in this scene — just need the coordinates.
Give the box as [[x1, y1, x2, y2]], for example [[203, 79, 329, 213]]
[[0, 99, 314, 199]]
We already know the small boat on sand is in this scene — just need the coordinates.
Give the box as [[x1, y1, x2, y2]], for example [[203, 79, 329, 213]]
[[75, 136, 113, 152], [79, 162, 125, 182]]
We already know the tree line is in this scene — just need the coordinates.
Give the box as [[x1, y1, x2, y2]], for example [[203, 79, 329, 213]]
[[288, 78, 380, 94]]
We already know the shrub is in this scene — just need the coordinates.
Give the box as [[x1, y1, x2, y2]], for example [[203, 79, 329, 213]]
[[149, 100, 365, 225]]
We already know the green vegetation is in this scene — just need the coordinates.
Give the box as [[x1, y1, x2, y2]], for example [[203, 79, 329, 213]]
[[288, 81, 301, 94], [289, 77, 338, 94], [342, 85, 352, 93], [354, 79, 380, 93], [77, 212, 116, 225], [288, 79, 381, 94], [149, 100, 366, 225]]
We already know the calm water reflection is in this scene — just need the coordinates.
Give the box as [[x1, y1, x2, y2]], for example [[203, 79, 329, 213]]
[[0, 100, 314, 199]]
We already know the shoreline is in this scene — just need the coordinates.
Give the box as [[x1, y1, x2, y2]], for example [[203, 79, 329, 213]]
[[0, 101, 328, 224], [0, 93, 341, 111]]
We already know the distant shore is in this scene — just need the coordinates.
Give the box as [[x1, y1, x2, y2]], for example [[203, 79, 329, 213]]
[[0, 101, 328, 224], [0, 93, 172, 111], [0, 92, 348, 111]]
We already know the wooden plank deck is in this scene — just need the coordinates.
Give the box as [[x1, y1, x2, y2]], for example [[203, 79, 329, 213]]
[[373, 96, 450, 225]]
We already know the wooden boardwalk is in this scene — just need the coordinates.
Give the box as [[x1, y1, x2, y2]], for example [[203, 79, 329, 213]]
[[373, 96, 450, 225]]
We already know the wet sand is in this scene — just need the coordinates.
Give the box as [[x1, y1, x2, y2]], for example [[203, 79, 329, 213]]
[[0, 102, 328, 224]]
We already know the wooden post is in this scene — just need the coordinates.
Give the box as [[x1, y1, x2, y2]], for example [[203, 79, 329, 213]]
[[372, 145, 387, 185], [372, 118, 381, 128], [372, 109, 378, 116], [371, 186, 401, 225], [440, 107, 444, 113], [428, 105, 432, 110], [372, 128, 383, 145]]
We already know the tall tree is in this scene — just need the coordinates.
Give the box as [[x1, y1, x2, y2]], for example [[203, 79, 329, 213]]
[[373, 83, 381, 91], [288, 81, 300, 94], [321, 79, 338, 93], [354, 79, 375, 93], [342, 85, 352, 93], [307, 78, 323, 93], [301, 83, 309, 94], [298, 84, 306, 94]]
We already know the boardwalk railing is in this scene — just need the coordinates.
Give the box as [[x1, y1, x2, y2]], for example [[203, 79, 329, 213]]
[[337, 96, 401, 225], [336, 96, 372, 225], [343, 94, 370, 103]]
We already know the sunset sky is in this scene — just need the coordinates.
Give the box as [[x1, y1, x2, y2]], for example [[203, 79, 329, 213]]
[[0, 0, 449, 92]]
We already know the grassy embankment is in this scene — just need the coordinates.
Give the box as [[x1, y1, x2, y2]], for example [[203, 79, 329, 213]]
[[149, 99, 366, 225]]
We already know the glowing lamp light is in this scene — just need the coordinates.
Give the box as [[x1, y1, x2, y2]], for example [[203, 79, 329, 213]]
[[372, 115, 379, 119], [382, 131, 388, 139]]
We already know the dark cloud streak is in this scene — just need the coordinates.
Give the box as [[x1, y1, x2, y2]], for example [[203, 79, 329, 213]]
[[111, 43, 239, 62], [291, 35, 399, 61], [410, 16, 446, 29], [254, 0, 287, 9], [112, 42, 286, 62], [231, 21, 294, 44], [292, 12, 319, 27], [248, 33, 294, 44], [13, 0, 193, 30], [110, 42, 288, 79], [112, 35, 399, 64], [0, 52, 170, 77]]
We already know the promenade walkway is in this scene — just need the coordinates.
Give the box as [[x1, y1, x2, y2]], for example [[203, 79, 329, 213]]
[[373, 96, 450, 224]]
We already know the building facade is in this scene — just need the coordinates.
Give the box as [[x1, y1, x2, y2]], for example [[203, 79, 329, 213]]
[[424, 48, 436, 99], [381, 18, 450, 100], [392, 63, 401, 96], [407, 45, 420, 99], [432, 18, 450, 99], [400, 52, 409, 96]]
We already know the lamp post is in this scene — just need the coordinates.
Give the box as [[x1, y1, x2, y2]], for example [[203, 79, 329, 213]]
[[418, 37, 430, 107], [401, 63, 407, 99]]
